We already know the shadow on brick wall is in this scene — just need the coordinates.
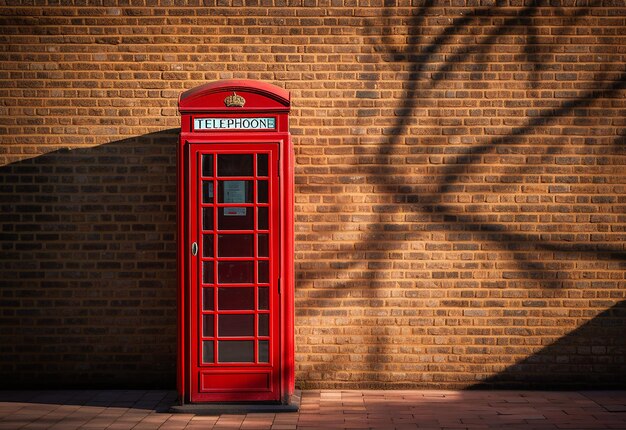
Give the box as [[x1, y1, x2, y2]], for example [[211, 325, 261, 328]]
[[0, 130, 179, 389], [365, 2, 626, 389], [471, 300, 626, 389], [295, 2, 626, 389]]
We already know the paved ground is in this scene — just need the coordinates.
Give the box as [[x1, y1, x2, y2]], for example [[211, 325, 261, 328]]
[[1, 390, 625, 430]]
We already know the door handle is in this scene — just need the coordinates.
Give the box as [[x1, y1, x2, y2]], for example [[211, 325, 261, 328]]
[[191, 242, 198, 256]]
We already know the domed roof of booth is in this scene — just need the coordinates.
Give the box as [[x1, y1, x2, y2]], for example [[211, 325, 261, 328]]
[[179, 79, 290, 113]]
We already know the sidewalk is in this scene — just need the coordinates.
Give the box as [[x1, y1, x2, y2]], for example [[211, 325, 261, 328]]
[[1, 389, 625, 430]]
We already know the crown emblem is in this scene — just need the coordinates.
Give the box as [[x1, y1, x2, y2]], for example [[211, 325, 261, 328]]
[[224, 92, 246, 107]]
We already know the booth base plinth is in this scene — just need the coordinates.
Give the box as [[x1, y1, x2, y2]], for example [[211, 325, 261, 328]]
[[170, 389, 301, 415]]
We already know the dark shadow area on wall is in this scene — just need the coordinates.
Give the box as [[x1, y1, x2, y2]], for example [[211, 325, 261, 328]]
[[0, 130, 179, 389], [471, 300, 626, 389]]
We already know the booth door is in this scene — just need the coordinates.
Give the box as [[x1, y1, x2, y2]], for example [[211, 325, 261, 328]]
[[190, 144, 280, 402]]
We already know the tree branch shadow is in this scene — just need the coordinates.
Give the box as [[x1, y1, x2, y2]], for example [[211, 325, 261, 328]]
[[296, 3, 626, 388]]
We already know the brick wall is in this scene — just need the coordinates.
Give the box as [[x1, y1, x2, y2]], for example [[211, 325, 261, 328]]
[[1, 2, 625, 389]]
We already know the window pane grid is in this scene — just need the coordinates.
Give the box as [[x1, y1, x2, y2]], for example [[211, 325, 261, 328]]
[[200, 334, 270, 343], [199, 203, 269, 211], [210, 256, 268, 261], [201, 153, 270, 178], [209, 311, 257, 314], [198, 151, 273, 365], [206, 228, 269, 234], [213, 202, 270, 206]]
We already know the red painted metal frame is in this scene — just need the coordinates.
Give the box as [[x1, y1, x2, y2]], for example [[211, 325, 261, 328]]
[[177, 80, 294, 405], [189, 143, 280, 402]]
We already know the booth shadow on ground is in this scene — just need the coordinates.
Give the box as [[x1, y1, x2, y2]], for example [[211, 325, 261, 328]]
[[0, 389, 177, 412], [0, 129, 180, 389]]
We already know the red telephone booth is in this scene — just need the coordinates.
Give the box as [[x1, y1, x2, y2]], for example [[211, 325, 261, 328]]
[[176, 80, 295, 408]]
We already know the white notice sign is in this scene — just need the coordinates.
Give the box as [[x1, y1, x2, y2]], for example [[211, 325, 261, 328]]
[[224, 207, 247, 217], [194, 117, 276, 131], [223, 181, 246, 203]]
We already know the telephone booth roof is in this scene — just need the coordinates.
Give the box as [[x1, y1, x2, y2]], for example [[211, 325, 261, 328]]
[[179, 79, 290, 114]]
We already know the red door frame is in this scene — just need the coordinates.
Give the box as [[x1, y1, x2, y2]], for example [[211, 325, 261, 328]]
[[189, 143, 280, 402]]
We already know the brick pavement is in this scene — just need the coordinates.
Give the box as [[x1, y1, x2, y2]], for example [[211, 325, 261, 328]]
[[1, 390, 625, 430]]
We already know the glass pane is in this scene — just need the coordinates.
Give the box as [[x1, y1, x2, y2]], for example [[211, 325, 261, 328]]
[[218, 154, 253, 177], [202, 235, 214, 257], [218, 340, 254, 363], [258, 287, 269, 310], [203, 261, 214, 284], [202, 181, 214, 203], [218, 261, 254, 284], [218, 207, 254, 230], [257, 180, 268, 203], [258, 260, 269, 284], [257, 154, 268, 177], [258, 207, 268, 230], [219, 180, 253, 203], [258, 340, 269, 363], [202, 341, 214, 363], [258, 234, 268, 257], [202, 154, 214, 177], [203, 315, 214, 337], [218, 287, 254, 310], [202, 208, 214, 230], [203, 288, 214, 311], [218, 234, 254, 257], [258, 314, 269, 336], [218, 314, 254, 337]]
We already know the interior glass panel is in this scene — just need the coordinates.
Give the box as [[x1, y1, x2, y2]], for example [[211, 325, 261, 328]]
[[258, 314, 269, 337], [202, 261, 214, 284], [217, 261, 254, 284], [203, 315, 214, 337], [218, 180, 253, 203], [202, 154, 214, 177], [218, 234, 254, 257], [257, 154, 268, 177], [202, 341, 214, 364], [258, 260, 269, 284], [218, 314, 254, 337], [258, 234, 269, 257], [217, 154, 253, 177], [202, 287, 214, 311], [258, 287, 269, 310], [218, 287, 254, 310], [202, 181, 214, 203], [257, 180, 268, 203], [258, 340, 269, 363], [202, 235, 214, 257], [202, 208, 214, 231], [258, 207, 268, 230], [218, 340, 254, 363], [198, 151, 278, 368], [218, 207, 254, 230]]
